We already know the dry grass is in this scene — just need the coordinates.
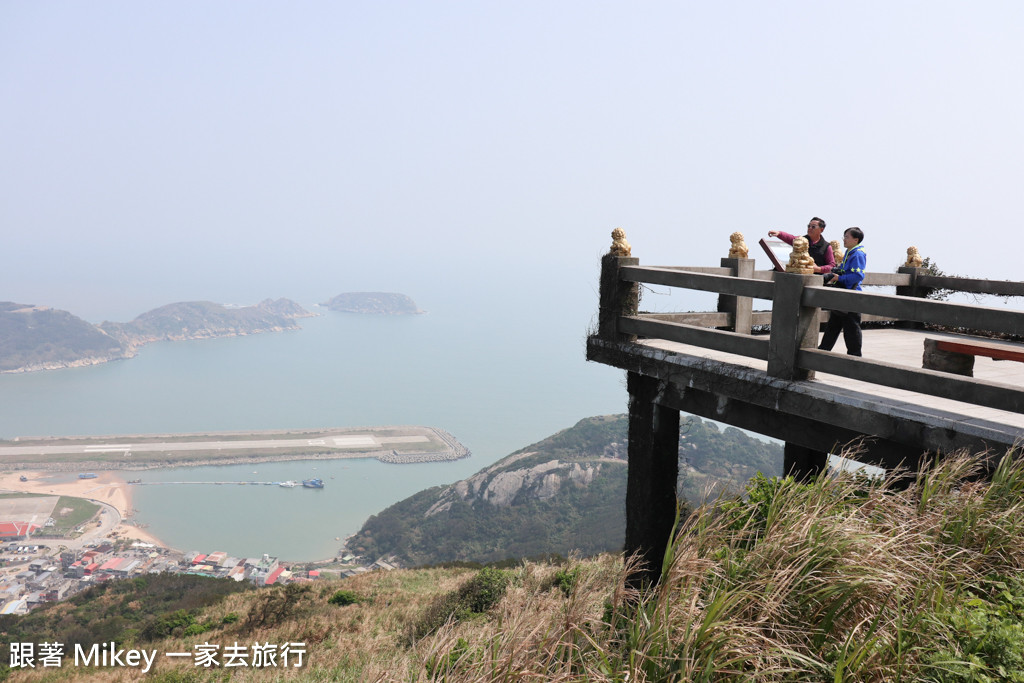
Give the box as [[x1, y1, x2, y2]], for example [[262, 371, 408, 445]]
[[10, 449, 1024, 682]]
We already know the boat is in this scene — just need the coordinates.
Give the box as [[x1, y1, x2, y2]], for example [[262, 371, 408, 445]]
[[279, 480, 298, 488], [78, 473, 98, 479], [302, 478, 325, 489]]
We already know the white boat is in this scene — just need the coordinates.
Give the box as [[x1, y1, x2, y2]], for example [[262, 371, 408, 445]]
[[279, 480, 298, 488]]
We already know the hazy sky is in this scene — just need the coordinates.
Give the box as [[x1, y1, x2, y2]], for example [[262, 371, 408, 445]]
[[2, 2, 1022, 322]]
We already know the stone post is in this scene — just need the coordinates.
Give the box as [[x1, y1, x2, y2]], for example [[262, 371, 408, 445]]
[[896, 266, 926, 329], [717, 258, 755, 334], [767, 271, 822, 380], [625, 372, 680, 590], [598, 254, 639, 342]]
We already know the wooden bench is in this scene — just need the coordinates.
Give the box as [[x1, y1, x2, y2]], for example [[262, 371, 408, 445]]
[[923, 337, 1024, 377]]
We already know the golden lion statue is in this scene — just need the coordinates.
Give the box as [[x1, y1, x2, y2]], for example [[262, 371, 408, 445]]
[[728, 232, 749, 258], [830, 239, 843, 264], [609, 227, 632, 257], [785, 236, 815, 274], [904, 245, 924, 268]]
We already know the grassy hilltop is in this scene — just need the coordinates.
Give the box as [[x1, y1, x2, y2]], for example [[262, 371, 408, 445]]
[[5, 450, 1024, 681]]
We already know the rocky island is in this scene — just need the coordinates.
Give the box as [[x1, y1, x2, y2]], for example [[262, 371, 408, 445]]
[[0, 298, 313, 374], [321, 292, 423, 315]]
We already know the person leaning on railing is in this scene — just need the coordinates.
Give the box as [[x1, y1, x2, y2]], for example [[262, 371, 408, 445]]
[[768, 216, 836, 274], [819, 227, 867, 356]]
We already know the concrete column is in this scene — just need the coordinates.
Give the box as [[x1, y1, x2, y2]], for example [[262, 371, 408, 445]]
[[625, 372, 680, 590], [768, 271, 822, 380], [783, 442, 828, 480], [717, 258, 755, 334], [598, 254, 639, 342]]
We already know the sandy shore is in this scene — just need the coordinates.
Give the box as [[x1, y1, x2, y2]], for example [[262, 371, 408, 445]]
[[0, 470, 165, 546]]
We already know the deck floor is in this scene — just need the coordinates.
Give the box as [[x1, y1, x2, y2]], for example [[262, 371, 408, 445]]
[[641, 328, 1024, 433]]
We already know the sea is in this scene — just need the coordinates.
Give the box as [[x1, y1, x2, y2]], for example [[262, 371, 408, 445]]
[[0, 281, 644, 561]]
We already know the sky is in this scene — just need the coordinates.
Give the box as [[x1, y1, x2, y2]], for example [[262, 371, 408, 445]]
[[2, 1, 1023, 323]]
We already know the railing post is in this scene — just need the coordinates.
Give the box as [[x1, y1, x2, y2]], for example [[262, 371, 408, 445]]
[[896, 266, 925, 298], [717, 257, 755, 334], [598, 253, 639, 342], [896, 266, 926, 329], [768, 272, 822, 380]]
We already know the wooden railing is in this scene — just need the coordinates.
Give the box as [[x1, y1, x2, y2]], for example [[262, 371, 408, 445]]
[[596, 254, 1024, 417]]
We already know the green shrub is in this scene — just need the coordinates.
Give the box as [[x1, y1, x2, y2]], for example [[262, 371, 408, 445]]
[[549, 567, 580, 597], [411, 567, 512, 640], [142, 609, 197, 640], [182, 621, 212, 637], [925, 576, 1024, 682], [461, 566, 511, 613], [328, 589, 364, 606]]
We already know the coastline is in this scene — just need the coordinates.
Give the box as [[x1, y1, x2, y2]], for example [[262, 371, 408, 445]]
[[0, 470, 165, 546], [0, 426, 470, 563]]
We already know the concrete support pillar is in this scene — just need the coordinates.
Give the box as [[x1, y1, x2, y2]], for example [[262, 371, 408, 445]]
[[598, 254, 640, 342], [717, 258, 755, 334], [625, 372, 680, 590], [783, 442, 828, 480], [768, 271, 822, 380]]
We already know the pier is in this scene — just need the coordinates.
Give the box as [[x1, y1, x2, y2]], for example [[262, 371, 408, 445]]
[[588, 230, 1024, 586]]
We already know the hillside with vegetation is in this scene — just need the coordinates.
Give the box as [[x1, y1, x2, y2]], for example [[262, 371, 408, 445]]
[[321, 291, 423, 314], [98, 298, 312, 345], [347, 414, 782, 566], [0, 303, 126, 373], [5, 451, 1024, 681], [0, 299, 312, 373]]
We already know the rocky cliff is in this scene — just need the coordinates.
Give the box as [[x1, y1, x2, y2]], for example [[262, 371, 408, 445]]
[[347, 414, 783, 566]]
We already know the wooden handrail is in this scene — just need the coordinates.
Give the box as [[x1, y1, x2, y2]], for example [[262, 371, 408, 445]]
[[601, 256, 1024, 417], [619, 265, 775, 300]]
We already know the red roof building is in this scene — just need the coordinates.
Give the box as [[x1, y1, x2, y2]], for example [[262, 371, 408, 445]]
[[0, 522, 39, 539]]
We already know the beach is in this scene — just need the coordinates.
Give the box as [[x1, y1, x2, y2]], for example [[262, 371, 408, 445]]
[[0, 470, 165, 546]]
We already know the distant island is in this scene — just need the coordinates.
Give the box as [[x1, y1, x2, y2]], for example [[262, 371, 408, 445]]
[[0, 299, 313, 374], [321, 292, 423, 315]]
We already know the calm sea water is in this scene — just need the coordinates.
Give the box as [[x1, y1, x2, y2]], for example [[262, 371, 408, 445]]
[[0, 287, 632, 560]]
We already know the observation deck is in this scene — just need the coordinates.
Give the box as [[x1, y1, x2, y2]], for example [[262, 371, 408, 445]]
[[587, 232, 1024, 585]]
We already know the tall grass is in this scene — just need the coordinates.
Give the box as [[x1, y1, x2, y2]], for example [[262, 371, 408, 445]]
[[417, 448, 1024, 682], [11, 449, 1024, 682]]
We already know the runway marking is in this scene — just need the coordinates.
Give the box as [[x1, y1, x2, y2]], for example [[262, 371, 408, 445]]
[[332, 436, 378, 447]]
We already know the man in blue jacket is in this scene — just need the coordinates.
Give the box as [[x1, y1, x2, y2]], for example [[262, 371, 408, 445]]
[[819, 227, 866, 356]]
